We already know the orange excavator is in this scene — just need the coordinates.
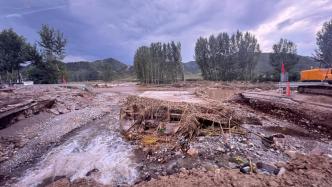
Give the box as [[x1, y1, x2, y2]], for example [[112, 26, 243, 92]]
[[297, 64, 332, 96]]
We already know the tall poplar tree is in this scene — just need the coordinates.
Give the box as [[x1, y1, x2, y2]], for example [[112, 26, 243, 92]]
[[134, 41, 183, 84], [315, 19, 332, 66]]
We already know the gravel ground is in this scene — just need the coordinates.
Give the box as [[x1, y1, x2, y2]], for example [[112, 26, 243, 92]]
[[136, 154, 332, 187]]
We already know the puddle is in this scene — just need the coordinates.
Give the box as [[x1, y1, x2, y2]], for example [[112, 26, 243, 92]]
[[15, 117, 138, 186], [264, 126, 309, 137]]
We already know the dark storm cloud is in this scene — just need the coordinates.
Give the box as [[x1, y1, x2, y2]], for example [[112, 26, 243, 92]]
[[0, 0, 331, 63]]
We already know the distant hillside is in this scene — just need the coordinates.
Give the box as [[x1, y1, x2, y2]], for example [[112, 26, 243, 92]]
[[183, 61, 201, 74], [183, 53, 318, 76], [65, 53, 318, 82], [65, 58, 133, 82], [254, 53, 317, 75]]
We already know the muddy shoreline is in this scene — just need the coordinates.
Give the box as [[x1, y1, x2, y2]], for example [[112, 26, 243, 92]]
[[0, 111, 108, 186]]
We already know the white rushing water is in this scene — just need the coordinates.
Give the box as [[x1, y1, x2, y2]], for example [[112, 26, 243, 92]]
[[16, 121, 138, 186]]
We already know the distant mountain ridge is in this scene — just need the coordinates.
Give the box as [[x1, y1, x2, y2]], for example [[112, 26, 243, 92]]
[[65, 58, 133, 81], [65, 53, 318, 82]]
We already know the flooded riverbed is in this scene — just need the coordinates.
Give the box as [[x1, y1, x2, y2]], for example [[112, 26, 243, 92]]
[[16, 116, 139, 186], [0, 83, 208, 186]]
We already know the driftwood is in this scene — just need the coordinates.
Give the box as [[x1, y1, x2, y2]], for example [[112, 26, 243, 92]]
[[120, 96, 243, 140]]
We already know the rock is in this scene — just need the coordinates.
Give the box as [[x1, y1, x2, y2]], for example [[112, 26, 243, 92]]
[[166, 161, 178, 175], [187, 147, 198, 157], [202, 163, 218, 171], [57, 106, 69, 114], [240, 165, 251, 174], [277, 167, 286, 176], [275, 161, 287, 168], [272, 133, 285, 138], [86, 168, 99, 176], [295, 144, 302, 148], [256, 151, 263, 156], [268, 180, 279, 186], [239, 162, 256, 174], [285, 150, 297, 159], [216, 147, 225, 153], [49, 108, 59, 115], [180, 167, 188, 173], [45, 178, 70, 187], [256, 162, 279, 175]]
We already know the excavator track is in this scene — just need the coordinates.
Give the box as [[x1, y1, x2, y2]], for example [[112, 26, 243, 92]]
[[279, 82, 332, 97], [297, 85, 332, 96]]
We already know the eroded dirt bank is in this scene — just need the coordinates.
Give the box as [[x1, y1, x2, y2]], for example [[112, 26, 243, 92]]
[[136, 154, 332, 187], [1, 82, 331, 187]]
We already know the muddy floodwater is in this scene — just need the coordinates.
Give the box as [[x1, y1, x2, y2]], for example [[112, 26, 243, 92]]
[[16, 116, 139, 186]]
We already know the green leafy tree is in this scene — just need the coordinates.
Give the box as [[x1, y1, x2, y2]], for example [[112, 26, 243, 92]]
[[195, 37, 210, 80], [194, 31, 260, 81], [38, 24, 67, 61], [0, 29, 35, 84], [315, 19, 332, 66], [134, 41, 183, 84], [29, 25, 67, 83], [270, 38, 299, 81]]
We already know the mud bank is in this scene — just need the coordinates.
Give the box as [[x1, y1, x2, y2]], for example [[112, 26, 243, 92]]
[[238, 92, 332, 135]]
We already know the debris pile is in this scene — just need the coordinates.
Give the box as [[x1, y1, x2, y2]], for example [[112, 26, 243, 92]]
[[120, 96, 243, 143]]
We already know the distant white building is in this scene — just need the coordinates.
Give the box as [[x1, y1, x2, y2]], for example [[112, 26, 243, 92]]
[[23, 81, 34, 85]]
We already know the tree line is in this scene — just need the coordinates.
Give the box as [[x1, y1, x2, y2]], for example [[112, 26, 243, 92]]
[[0, 24, 67, 84], [1, 18, 331, 85], [133, 19, 332, 83], [195, 31, 261, 81], [134, 41, 184, 84]]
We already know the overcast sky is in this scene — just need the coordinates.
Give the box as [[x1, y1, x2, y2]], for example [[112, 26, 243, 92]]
[[0, 0, 331, 64]]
